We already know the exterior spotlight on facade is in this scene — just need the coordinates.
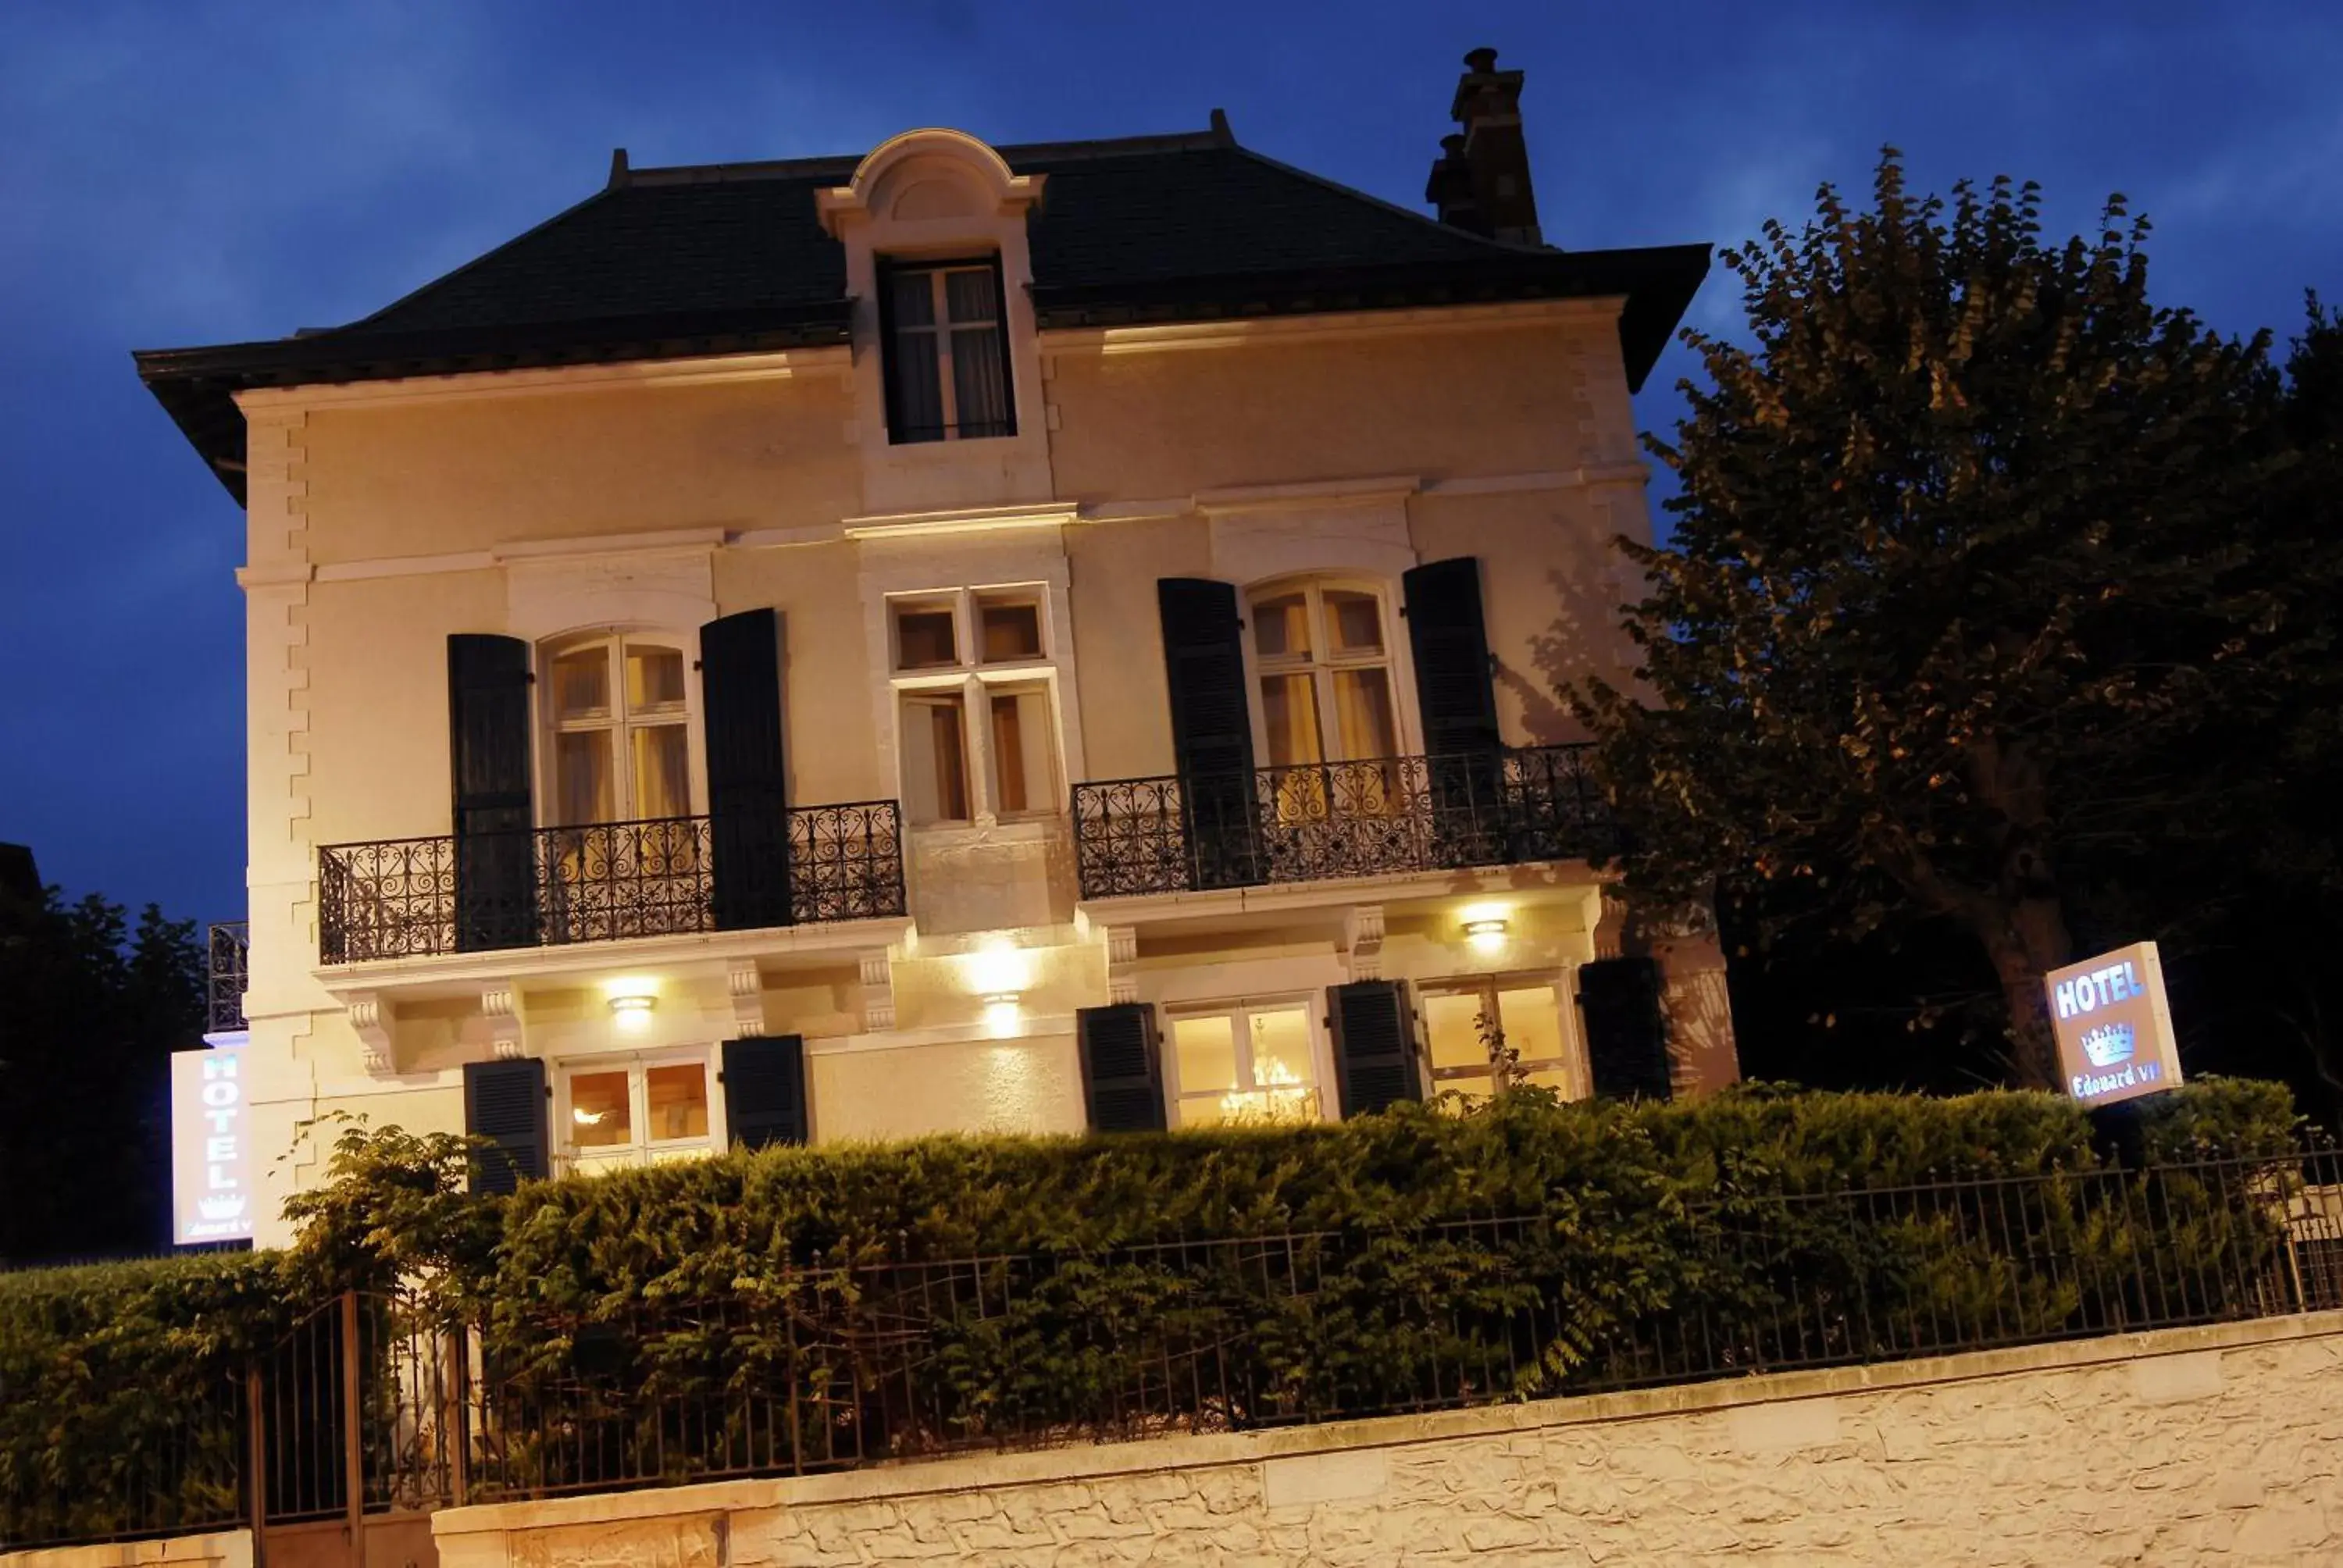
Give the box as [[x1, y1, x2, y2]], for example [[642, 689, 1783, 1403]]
[[967, 939, 1032, 1000], [1463, 915, 1510, 952], [607, 987, 657, 1028], [982, 995, 1024, 1039]]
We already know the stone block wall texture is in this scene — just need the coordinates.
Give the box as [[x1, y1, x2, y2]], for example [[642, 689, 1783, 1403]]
[[37, 1317, 2339, 1568], [2, 1529, 251, 1568], [431, 1313, 2343, 1566]]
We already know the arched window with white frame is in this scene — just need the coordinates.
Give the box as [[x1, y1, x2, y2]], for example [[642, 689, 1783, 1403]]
[[1246, 579, 1403, 768], [543, 635, 697, 825]]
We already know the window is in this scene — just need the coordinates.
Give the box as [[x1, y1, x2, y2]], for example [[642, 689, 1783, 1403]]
[[1168, 1002, 1323, 1126], [1249, 583, 1400, 769], [901, 690, 972, 825], [547, 636, 693, 824], [1248, 581, 1403, 825], [894, 604, 959, 669], [888, 589, 1062, 826], [1422, 978, 1581, 1105], [978, 593, 1043, 662], [884, 260, 1014, 444], [559, 1053, 715, 1169], [987, 684, 1064, 814]]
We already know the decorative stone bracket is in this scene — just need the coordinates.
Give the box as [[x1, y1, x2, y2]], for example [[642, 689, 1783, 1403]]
[[348, 992, 394, 1077], [1593, 889, 1630, 961], [1106, 925, 1138, 1004], [859, 951, 897, 1032], [729, 960, 769, 1037], [1344, 906, 1386, 981], [482, 985, 529, 1060]]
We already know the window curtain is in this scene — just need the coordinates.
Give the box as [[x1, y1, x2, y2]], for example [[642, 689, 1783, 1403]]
[[630, 725, 690, 818], [1260, 675, 1323, 768], [888, 272, 945, 440], [1332, 668, 1396, 761], [946, 269, 1010, 437]]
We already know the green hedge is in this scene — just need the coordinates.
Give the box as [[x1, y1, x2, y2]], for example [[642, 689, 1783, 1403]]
[[465, 1078, 2286, 1310], [0, 1078, 2306, 1532], [0, 1250, 291, 1546]]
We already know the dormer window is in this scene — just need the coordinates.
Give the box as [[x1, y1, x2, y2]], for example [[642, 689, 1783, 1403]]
[[882, 259, 1015, 444]]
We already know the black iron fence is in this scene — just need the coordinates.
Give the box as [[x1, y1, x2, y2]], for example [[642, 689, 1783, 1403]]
[[207, 921, 248, 1034], [1, 1292, 459, 1552], [317, 803, 906, 963], [9, 1148, 2341, 1546], [1072, 743, 1614, 899]]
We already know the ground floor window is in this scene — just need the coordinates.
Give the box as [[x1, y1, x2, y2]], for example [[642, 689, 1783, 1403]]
[[558, 1050, 715, 1168], [1422, 976, 1579, 1104], [1167, 1001, 1323, 1126]]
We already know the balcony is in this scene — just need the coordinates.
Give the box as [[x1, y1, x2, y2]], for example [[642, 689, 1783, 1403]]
[[318, 802, 906, 964], [1072, 743, 1615, 900]]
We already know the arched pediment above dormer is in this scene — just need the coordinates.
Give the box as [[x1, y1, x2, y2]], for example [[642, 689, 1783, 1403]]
[[816, 128, 1045, 237]]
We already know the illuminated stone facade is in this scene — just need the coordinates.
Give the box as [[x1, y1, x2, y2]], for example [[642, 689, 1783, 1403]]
[[138, 73, 1735, 1238]]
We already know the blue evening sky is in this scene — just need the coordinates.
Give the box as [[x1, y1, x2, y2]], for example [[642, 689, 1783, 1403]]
[[2, 0, 2337, 925]]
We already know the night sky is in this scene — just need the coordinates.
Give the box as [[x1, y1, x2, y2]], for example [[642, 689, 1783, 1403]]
[[3, 0, 2337, 927]]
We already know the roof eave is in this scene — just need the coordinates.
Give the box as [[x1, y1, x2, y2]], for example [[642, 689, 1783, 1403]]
[[1030, 244, 1711, 391], [134, 302, 857, 504]]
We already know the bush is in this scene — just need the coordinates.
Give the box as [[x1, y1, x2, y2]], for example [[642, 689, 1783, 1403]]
[[0, 1250, 290, 1546], [472, 1082, 2240, 1313], [0, 1079, 2307, 1530]]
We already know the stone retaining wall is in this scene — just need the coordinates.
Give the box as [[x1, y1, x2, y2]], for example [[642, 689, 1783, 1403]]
[[26, 1315, 2339, 1568], [433, 1313, 2343, 1565], [2, 1529, 250, 1568]]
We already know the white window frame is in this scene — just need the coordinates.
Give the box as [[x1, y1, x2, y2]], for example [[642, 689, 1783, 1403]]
[[884, 259, 1012, 444], [1416, 971, 1589, 1102], [555, 1046, 724, 1172], [1240, 576, 1418, 768], [537, 629, 707, 828], [885, 585, 1068, 827], [1161, 995, 1335, 1128]]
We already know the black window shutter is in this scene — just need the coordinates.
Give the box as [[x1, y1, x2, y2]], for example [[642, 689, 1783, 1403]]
[[1327, 980, 1424, 1118], [463, 1057, 547, 1194], [448, 634, 539, 951], [722, 1035, 809, 1149], [1578, 957, 1672, 1101], [1077, 1003, 1166, 1133], [1402, 559, 1507, 864], [701, 610, 793, 932], [1157, 579, 1261, 890], [1402, 558, 1501, 757]]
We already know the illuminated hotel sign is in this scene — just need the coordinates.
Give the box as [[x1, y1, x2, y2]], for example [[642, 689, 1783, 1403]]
[[171, 1046, 255, 1244], [2044, 942, 2182, 1109]]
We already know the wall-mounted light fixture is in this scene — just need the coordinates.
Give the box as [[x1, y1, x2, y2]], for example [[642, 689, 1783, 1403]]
[[1461, 909, 1511, 953], [606, 979, 658, 1030], [966, 938, 1032, 1000]]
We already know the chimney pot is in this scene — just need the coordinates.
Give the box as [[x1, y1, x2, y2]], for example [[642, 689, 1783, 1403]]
[[1427, 47, 1542, 246]]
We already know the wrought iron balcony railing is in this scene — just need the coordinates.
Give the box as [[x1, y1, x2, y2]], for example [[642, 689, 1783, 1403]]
[[206, 921, 249, 1033], [1072, 743, 1615, 900], [318, 802, 906, 964]]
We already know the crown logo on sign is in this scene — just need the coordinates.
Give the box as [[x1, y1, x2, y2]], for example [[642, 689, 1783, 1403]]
[[198, 1196, 248, 1221], [2080, 1022, 2136, 1069]]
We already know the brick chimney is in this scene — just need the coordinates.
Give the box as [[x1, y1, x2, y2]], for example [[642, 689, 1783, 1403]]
[[1424, 47, 1542, 246]]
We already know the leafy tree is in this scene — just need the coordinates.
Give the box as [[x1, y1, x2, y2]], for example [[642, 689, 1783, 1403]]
[[2169, 298, 2343, 1121], [0, 879, 205, 1263], [1574, 152, 2327, 1088]]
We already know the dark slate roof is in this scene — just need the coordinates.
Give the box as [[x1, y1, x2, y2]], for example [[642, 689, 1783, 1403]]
[[135, 125, 1709, 501]]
